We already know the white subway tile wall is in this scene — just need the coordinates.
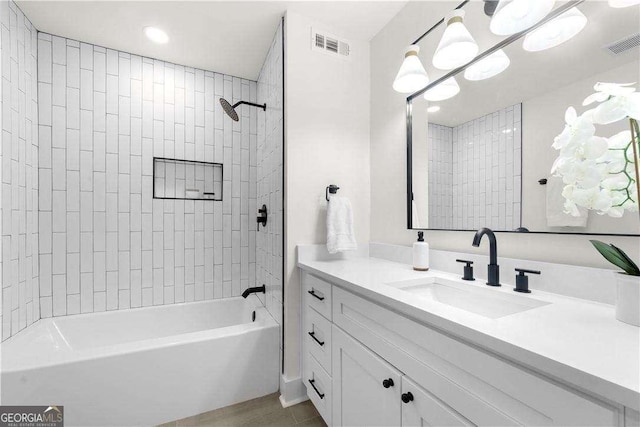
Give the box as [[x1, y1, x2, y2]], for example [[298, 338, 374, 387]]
[[37, 34, 258, 317], [0, 2, 40, 340], [427, 124, 453, 229], [428, 104, 522, 231], [256, 22, 283, 341]]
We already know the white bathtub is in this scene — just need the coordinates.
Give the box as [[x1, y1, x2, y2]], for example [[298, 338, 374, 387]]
[[0, 296, 279, 426]]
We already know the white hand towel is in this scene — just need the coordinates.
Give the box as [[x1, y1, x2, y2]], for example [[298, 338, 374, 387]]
[[326, 196, 357, 254], [546, 176, 588, 227]]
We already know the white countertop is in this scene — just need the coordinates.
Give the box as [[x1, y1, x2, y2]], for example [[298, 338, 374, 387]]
[[298, 254, 640, 411]]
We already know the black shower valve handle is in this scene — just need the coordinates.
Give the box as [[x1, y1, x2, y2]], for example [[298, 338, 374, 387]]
[[257, 204, 268, 231]]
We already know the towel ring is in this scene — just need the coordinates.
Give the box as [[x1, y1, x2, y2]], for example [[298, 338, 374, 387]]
[[326, 185, 340, 201]]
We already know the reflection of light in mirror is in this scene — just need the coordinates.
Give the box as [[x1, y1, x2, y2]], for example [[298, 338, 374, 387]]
[[464, 49, 510, 81], [393, 45, 430, 93], [502, 127, 517, 134], [427, 105, 441, 113], [432, 10, 479, 70], [144, 26, 169, 44], [523, 7, 587, 52], [423, 77, 460, 101], [490, 0, 556, 36], [608, 0, 640, 7]]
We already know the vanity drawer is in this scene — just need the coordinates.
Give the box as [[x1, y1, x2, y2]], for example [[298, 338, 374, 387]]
[[332, 286, 618, 426], [304, 273, 333, 321], [305, 306, 333, 374], [305, 353, 332, 425]]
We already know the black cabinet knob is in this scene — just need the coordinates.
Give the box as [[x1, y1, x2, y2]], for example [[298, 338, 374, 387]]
[[382, 378, 394, 388], [401, 392, 414, 403]]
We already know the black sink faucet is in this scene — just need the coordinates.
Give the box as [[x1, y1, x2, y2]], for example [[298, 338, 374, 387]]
[[472, 228, 500, 287]]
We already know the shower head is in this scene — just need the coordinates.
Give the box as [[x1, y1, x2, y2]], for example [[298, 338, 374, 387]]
[[219, 98, 266, 122], [220, 98, 239, 121]]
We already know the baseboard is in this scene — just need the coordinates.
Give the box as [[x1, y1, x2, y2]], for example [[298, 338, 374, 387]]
[[278, 374, 308, 408]]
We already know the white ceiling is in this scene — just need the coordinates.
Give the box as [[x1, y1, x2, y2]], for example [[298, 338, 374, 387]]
[[17, 0, 408, 81]]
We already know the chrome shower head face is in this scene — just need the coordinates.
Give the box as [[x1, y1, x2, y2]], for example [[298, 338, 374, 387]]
[[219, 98, 239, 122]]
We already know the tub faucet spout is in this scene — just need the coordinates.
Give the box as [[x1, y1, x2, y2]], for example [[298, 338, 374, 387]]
[[242, 285, 266, 298]]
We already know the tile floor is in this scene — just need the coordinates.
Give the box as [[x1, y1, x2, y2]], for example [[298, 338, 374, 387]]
[[159, 393, 326, 427]]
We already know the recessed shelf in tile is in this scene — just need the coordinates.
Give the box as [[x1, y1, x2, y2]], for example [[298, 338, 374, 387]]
[[153, 158, 223, 201]]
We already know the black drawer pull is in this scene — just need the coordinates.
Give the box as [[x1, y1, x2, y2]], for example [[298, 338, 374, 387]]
[[308, 331, 325, 346], [401, 392, 414, 403], [308, 378, 325, 399], [308, 289, 325, 301], [382, 378, 394, 388]]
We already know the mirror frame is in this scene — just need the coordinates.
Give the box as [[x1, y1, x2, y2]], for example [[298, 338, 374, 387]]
[[405, 0, 640, 237]]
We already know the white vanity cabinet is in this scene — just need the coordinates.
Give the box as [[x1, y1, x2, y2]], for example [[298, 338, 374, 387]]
[[401, 376, 474, 427], [300, 271, 625, 427], [332, 325, 402, 426]]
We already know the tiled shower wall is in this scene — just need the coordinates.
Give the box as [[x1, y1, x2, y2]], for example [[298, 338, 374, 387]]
[[427, 124, 453, 229], [0, 2, 39, 340], [37, 33, 258, 317], [428, 103, 521, 231], [256, 21, 283, 344]]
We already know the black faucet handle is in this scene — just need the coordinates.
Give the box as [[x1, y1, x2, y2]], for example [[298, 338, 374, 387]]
[[456, 259, 475, 281], [514, 268, 540, 293], [515, 268, 540, 275]]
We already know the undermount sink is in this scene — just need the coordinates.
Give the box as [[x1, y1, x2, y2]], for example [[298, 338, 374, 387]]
[[387, 277, 550, 319]]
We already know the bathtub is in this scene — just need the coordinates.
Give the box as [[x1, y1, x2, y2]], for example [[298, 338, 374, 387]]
[[0, 295, 279, 426]]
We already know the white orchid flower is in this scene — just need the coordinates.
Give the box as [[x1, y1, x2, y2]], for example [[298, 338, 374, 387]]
[[552, 106, 596, 150], [607, 130, 632, 149], [583, 82, 636, 106], [594, 92, 640, 124], [552, 82, 639, 217]]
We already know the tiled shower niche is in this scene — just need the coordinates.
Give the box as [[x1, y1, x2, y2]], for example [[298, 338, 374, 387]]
[[153, 158, 222, 201]]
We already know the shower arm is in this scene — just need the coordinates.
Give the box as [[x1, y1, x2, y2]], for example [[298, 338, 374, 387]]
[[232, 100, 267, 111]]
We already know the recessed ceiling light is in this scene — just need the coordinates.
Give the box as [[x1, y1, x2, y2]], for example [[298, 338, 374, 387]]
[[427, 105, 441, 113], [144, 26, 169, 44]]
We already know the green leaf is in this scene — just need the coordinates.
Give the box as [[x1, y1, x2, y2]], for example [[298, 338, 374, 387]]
[[590, 240, 638, 274], [610, 244, 640, 275]]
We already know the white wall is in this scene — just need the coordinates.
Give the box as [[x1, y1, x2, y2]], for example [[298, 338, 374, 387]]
[[37, 33, 258, 317], [284, 10, 370, 379], [0, 1, 39, 341], [370, 2, 639, 270]]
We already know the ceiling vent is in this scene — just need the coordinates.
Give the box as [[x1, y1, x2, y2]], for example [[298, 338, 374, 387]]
[[604, 33, 640, 55], [311, 28, 350, 59]]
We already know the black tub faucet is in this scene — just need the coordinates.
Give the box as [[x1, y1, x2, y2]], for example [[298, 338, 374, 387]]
[[472, 228, 500, 287], [242, 285, 265, 298]]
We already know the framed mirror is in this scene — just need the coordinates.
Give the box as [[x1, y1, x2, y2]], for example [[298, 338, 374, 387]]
[[407, 0, 640, 235]]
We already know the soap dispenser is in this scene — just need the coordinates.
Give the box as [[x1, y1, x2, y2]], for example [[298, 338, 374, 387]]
[[413, 231, 429, 271]]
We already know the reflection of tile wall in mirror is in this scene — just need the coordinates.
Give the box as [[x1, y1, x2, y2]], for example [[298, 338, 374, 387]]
[[427, 125, 453, 229], [428, 103, 521, 231], [153, 158, 223, 200]]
